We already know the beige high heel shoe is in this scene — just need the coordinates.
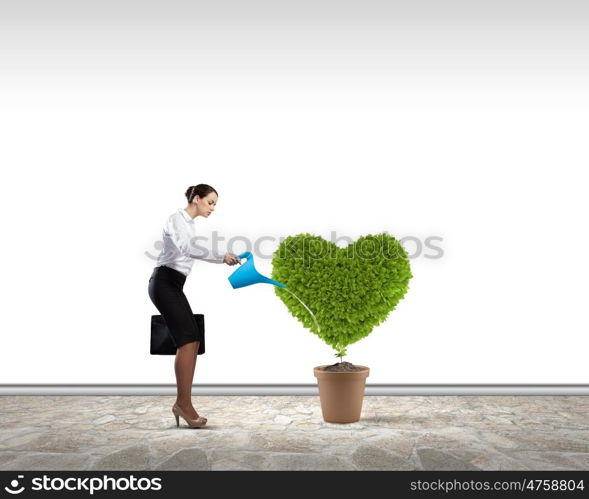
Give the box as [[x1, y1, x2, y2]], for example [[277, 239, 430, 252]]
[[172, 404, 207, 428]]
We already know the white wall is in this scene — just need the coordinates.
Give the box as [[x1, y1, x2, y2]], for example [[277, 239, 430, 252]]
[[1, 0, 587, 385]]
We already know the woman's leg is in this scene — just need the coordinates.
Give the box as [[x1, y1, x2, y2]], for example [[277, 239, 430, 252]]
[[174, 340, 201, 418]]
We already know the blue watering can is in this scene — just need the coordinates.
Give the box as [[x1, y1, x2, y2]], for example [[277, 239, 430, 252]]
[[228, 251, 286, 289]]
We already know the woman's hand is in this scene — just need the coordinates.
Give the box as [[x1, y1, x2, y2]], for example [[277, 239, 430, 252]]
[[223, 252, 241, 266]]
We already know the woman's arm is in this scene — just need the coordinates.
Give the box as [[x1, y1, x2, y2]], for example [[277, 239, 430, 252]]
[[168, 215, 226, 264]]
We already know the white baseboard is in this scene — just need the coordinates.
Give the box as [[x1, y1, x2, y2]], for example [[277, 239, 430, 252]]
[[1, 384, 588, 395]]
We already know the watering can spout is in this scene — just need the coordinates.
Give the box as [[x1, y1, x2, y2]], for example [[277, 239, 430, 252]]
[[259, 275, 287, 288], [228, 251, 286, 289]]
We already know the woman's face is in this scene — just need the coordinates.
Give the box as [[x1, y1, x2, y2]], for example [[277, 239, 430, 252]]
[[195, 192, 218, 217]]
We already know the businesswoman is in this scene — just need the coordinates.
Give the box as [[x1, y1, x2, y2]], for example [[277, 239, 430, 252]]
[[148, 184, 240, 428]]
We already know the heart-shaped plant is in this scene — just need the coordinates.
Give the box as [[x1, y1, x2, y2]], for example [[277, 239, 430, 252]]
[[271, 233, 412, 359]]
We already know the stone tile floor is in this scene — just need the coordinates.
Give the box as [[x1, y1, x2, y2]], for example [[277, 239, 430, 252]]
[[0, 396, 588, 471]]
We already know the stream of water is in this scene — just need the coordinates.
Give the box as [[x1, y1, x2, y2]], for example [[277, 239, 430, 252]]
[[281, 287, 321, 334]]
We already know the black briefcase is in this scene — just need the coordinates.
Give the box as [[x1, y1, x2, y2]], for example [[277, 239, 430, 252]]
[[150, 314, 205, 355]]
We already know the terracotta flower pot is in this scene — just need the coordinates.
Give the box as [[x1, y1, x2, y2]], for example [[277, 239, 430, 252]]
[[313, 365, 370, 423]]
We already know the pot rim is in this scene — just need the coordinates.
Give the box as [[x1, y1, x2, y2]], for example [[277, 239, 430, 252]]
[[313, 364, 370, 373]]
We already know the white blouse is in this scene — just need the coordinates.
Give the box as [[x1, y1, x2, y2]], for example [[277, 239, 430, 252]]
[[155, 208, 226, 276]]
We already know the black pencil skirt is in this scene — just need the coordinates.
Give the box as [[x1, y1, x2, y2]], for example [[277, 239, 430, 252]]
[[148, 265, 204, 350]]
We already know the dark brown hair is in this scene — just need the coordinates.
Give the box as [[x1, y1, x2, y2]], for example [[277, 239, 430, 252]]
[[185, 184, 218, 204]]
